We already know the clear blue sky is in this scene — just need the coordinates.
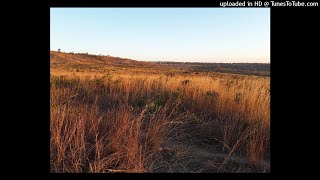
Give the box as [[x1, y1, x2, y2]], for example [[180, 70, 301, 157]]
[[50, 8, 270, 63]]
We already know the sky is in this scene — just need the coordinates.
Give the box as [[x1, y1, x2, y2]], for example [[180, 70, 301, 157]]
[[50, 8, 270, 63]]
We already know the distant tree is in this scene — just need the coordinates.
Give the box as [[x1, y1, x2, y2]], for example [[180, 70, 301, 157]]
[[58, 48, 61, 52]]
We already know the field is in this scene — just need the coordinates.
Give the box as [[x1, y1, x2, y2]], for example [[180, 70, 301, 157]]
[[50, 51, 270, 173], [157, 62, 270, 77]]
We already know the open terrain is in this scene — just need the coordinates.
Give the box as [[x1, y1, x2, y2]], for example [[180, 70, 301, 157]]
[[157, 62, 270, 77], [50, 51, 270, 173]]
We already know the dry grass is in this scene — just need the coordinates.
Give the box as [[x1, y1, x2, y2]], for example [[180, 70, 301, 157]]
[[50, 52, 270, 173]]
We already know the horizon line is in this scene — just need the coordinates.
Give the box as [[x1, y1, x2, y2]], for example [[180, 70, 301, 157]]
[[50, 50, 270, 64]]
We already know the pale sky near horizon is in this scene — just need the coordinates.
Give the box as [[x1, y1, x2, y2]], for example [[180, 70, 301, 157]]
[[50, 8, 270, 63]]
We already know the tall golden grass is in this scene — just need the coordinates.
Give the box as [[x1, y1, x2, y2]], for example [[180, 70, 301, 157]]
[[50, 66, 270, 172]]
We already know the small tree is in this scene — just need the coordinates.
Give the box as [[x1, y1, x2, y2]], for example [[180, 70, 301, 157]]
[[58, 48, 61, 52]]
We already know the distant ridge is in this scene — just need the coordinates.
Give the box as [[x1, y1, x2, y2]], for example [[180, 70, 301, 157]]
[[50, 51, 159, 68], [50, 51, 270, 76]]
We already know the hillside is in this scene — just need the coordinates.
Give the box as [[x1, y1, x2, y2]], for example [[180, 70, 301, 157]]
[[50, 51, 270, 77], [50, 51, 270, 173], [50, 51, 161, 69]]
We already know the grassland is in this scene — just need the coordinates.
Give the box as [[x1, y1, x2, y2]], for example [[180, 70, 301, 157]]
[[158, 62, 270, 77], [50, 51, 270, 173]]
